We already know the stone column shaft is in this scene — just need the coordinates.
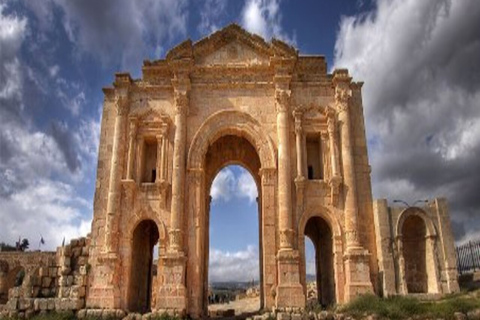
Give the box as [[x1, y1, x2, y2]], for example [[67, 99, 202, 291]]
[[126, 119, 137, 180], [337, 88, 361, 250], [160, 134, 167, 181], [156, 134, 163, 182], [105, 97, 128, 253], [276, 89, 293, 249], [293, 111, 305, 179], [328, 117, 340, 178], [169, 90, 188, 252]]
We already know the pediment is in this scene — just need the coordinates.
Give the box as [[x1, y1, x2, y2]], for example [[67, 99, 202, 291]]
[[165, 24, 297, 66], [196, 40, 270, 66]]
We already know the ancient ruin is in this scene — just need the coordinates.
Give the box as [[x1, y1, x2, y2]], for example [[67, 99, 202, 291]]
[[0, 24, 459, 318]]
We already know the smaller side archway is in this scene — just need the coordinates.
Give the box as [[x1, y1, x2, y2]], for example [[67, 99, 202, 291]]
[[396, 208, 439, 295], [298, 208, 344, 306], [127, 219, 160, 313]]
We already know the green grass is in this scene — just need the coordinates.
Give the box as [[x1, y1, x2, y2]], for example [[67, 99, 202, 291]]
[[339, 293, 480, 320]]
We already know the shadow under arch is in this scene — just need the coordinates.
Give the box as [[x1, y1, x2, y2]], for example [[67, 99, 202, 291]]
[[395, 207, 439, 294], [126, 217, 162, 313], [187, 110, 276, 170], [298, 207, 344, 306]]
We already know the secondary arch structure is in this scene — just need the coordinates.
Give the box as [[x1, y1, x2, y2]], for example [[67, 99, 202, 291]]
[[83, 24, 459, 317]]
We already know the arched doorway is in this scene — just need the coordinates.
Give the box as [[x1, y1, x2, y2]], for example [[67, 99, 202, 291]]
[[207, 164, 260, 315], [204, 136, 262, 315], [304, 216, 335, 306], [128, 220, 159, 312], [186, 110, 277, 317], [402, 215, 427, 293]]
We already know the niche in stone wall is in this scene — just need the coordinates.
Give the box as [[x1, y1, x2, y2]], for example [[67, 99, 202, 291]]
[[142, 138, 158, 183], [306, 133, 323, 180]]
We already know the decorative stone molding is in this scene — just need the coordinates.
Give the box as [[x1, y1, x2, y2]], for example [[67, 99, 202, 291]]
[[335, 86, 352, 112]]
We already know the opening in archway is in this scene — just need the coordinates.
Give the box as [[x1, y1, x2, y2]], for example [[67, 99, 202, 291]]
[[128, 220, 159, 313], [304, 237, 317, 306], [402, 215, 427, 293], [304, 217, 335, 307], [203, 134, 263, 317]]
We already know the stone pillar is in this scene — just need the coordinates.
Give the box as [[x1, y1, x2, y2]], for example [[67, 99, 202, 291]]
[[156, 134, 164, 182], [276, 89, 294, 250], [156, 69, 190, 314], [169, 89, 188, 252], [333, 70, 373, 300], [259, 167, 277, 310], [126, 118, 137, 181], [327, 114, 341, 181], [293, 110, 305, 180], [274, 71, 305, 308], [104, 95, 129, 254]]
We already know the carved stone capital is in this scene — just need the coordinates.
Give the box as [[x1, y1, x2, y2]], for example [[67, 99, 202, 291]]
[[275, 89, 291, 113], [174, 90, 189, 115], [335, 86, 351, 112]]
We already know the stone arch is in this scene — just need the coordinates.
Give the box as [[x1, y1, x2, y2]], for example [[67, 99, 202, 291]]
[[395, 207, 439, 294], [185, 110, 277, 315], [187, 110, 276, 170], [298, 207, 343, 239], [298, 207, 344, 305], [127, 218, 160, 313], [395, 207, 436, 238]]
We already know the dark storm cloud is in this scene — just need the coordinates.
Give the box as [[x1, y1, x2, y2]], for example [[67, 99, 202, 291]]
[[50, 121, 81, 173], [24, 0, 188, 70], [335, 0, 480, 242]]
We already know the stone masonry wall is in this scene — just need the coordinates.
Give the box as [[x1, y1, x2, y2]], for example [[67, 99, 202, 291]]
[[0, 236, 89, 318]]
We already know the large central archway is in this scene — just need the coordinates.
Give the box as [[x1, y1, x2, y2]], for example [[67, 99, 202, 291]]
[[186, 110, 277, 317]]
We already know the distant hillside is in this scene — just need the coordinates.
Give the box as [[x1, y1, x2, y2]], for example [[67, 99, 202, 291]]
[[306, 274, 316, 282]]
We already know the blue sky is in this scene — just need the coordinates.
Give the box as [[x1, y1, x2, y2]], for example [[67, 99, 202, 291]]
[[1, 0, 479, 282]]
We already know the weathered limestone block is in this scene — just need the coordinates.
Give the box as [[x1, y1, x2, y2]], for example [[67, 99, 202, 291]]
[[6, 298, 18, 311], [18, 298, 33, 311]]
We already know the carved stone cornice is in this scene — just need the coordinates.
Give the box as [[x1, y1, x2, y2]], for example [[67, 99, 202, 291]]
[[275, 89, 291, 113]]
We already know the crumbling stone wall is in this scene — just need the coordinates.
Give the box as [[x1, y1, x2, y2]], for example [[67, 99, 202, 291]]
[[0, 236, 89, 318]]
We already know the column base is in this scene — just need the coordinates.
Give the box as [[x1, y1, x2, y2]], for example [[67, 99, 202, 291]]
[[275, 249, 305, 309], [155, 251, 187, 313], [343, 247, 374, 301], [86, 253, 121, 309]]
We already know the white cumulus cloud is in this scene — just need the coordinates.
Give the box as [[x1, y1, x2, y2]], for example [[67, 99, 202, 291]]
[[210, 167, 258, 204], [209, 245, 259, 282], [241, 0, 296, 45], [334, 0, 480, 242]]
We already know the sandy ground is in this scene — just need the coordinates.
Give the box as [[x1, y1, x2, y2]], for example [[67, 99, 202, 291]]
[[209, 296, 260, 315]]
